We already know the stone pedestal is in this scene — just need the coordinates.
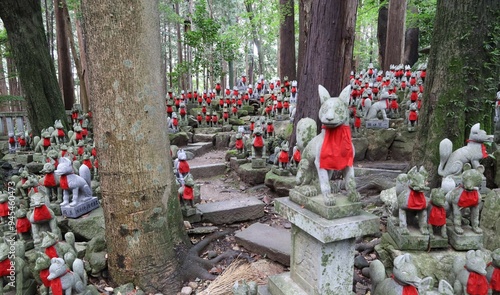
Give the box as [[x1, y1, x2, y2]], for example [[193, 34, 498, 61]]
[[387, 217, 448, 250], [268, 198, 379, 295], [61, 197, 100, 218], [33, 153, 45, 163], [447, 226, 483, 250], [251, 157, 267, 169]]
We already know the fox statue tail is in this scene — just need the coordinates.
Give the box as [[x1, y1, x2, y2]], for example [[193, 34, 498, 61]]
[[437, 138, 453, 176], [296, 118, 317, 151]]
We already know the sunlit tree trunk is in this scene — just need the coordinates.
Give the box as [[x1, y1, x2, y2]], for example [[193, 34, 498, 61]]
[[383, 0, 406, 71], [279, 0, 296, 81], [0, 46, 8, 95], [82, 0, 188, 292]]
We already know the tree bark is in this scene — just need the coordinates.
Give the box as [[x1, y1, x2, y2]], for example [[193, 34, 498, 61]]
[[6, 58, 20, 96], [76, 16, 90, 112], [54, 0, 75, 109], [0, 0, 67, 135], [297, 0, 312, 86], [377, 5, 388, 71], [0, 46, 8, 95], [279, 0, 296, 82], [402, 27, 419, 67], [81, 0, 188, 293], [245, 0, 264, 76], [411, 0, 500, 187], [383, 0, 407, 71], [291, 0, 358, 145]]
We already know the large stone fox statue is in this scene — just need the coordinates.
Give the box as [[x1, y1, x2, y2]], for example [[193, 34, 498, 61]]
[[438, 123, 493, 177], [296, 84, 359, 205]]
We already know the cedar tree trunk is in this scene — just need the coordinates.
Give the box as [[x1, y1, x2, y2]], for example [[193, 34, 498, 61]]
[[0, 0, 67, 135], [411, 0, 500, 186], [81, 0, 188, 293]]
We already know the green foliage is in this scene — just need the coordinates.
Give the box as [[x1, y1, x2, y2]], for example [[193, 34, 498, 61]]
[[406, 0, 436, 49], [354, 0, 381, 69]]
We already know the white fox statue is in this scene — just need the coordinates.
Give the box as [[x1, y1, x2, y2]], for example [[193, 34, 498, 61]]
[[55, 157, 93, 207]]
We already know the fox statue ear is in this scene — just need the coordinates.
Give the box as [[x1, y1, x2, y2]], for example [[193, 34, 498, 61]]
[[318, 85, 331, 104], [338, 85, 351, 106]]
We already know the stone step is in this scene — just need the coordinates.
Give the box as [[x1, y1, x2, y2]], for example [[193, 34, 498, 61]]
[[196, 196, 265, 225], [190, 163, 227, 179], [182, 142, 214, 157], [235, 222, 291, 266]]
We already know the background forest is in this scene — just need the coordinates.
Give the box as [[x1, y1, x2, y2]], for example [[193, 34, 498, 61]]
[[0, 0, 437, 108]]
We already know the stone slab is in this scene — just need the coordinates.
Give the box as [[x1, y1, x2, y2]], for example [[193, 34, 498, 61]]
[[190, 163, 227, 179], [184, 209, 202, 224], [61, 197, 100, 219], [289, 191, 362, 220], [192, 133, 216, 143], [15, 153, 33, 165], [197, 197, 265, 225], [365, 119, 389, 129], [387, 217, 448, 250], [270, 167, 291, 176], [447, 226, 483, 250], [235, 222, 291, 266], [186, 226, 219, 235], [33, 153, 45, 163], [274, 197, 379, 244]]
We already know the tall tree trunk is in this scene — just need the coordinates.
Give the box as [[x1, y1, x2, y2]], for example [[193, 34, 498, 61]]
[[377, 5, 388, 71], [411, 0, 500, 187], [402, 27, 419, 67], [44, 0, 55, 61], [279, 0, 296, 82], [0, 0, 67, 135], [291, 0, 358, 145], [54, 0, 74, 109], [0, 47, 8, 95], [297, 0, 312, 86], [383, 0, 407, 71], [175, 2, 184, 92], [61, 0, 90, 113], [76, 16, 90, 112], [245, 0, 264, 75], [81, 0, 188, 293], [6, 58, 20, 96]]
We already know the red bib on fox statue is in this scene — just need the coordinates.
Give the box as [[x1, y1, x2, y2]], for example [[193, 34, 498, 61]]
[[467, 271, 489, 295], [319, 125, 353, 170]]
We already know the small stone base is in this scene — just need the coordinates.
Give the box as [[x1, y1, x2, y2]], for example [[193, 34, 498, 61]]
[[181, 206, 197, 217], [15, 152, 33, 165], [33, 153, 45, 163], [289, 190, 361, 220], [184, 209, 202, 223], [447, 226, 483, 250], [251, 157, 267, 169], [61, 197, 100, 218], [366, 119, 389, 129], [268, 273, 309, 295], [271, 167, 291, 176], [387, 217, 448, 250]]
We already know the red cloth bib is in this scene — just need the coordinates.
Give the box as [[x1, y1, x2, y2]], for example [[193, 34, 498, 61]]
[[490, 264, 500, 291], [235, 139, 243, 150], [40, 268, 50, 287], [34, 205, 52, 222], [60, 175, 69, 190], [16, 217, 31, 233], [83, 159, 93, 169], [293, 150, 301, 163], [428, 205, 446, 226], [8, 137, 15, 144], [51, 274, 66, 295], [409, 110, 418, 121], [43, 138, 51, 147], [178, 160, 190, 174], [354, 117, 361, 128], [279, 151, 289, 163], [407, 189, 427, 210], [182, 186, 194, 200], [77, 146, 84, 155], [458, 189, 479, 208], [75, 132, 83, 141], [319, 125, 353, 170], [402, 285, 418, 295], [0, 202, 8, 217], [57, 129, 65, 137], [467, 271, 489, 295], [18, 138, 26, 146], [0, 259, 11, 277], [267, 125, 274, 133], [253, 136, 264, 148], [45, 244, 58, 259]]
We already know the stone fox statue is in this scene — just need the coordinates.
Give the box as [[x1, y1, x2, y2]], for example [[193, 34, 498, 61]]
[[296, 84, 359, 205], [55, 157, 93, 207], [438, 123, 493, 177]]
